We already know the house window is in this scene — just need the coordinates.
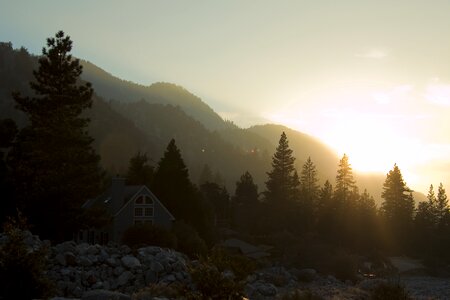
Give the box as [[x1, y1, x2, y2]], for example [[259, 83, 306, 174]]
[[135, 207, 143, 216], [135, 196, 144, 204], [134, 194, 154, 224], [144, 207, 153, 217]]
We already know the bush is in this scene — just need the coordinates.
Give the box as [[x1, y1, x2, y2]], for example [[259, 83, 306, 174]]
[[281, 290, 323, 300], [208, 247, 256, 281], [0, 214, 55, 299], [172, 221, 207, 258], [122, 223, 176, 249], [371, 281, 412, 300], [188, 259, 244, 300]]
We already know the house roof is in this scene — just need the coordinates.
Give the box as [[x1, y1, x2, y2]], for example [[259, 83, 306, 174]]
[[82, 181, 175, 221]]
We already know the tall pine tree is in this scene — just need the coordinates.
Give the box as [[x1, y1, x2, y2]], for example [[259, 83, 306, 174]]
[[152, 139, 211, 241], [380, 164, 414, 252], [9, 31, 103, 241], [264, 132, 297, 230], [264, 132, 297, 205]]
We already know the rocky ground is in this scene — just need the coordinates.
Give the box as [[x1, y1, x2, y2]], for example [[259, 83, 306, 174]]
[[2, 231, 450, 299]]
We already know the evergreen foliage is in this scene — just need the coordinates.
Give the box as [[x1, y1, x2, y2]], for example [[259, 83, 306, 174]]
[[232, 171, 261, 233], [264, 131, 298, 230], [8, 31, 103, 241], [264, 132, 297, 204], [380, 164, 415, 252], [126, 151, 153, 186], [152, 139, 212, 242], [334, 154, 356, 203]]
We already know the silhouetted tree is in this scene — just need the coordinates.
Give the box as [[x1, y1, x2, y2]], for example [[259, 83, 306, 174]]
[[200, 182, 230, 227], [264, 132, 297, 230], [126, 151, 153, 186], [380, 164, 414, 253], [436, 183, 449, 226], [264, 132, 297, 204], [198, 164, 213, 185], [152, 139, 212, 241], [0, 118, 18, 222], [232, 171, 260, 233], [334, 154, 356, 203], [298, 157, 319, 231], [8, 31, 103, 241]]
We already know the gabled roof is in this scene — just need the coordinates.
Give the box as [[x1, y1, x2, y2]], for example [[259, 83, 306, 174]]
[[83, 182, 175, 221]]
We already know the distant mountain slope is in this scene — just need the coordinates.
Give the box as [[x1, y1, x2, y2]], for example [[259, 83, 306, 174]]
[[80, 61, 227, 130]]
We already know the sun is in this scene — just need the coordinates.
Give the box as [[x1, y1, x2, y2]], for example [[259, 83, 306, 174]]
[[319, 114, 421, 175]]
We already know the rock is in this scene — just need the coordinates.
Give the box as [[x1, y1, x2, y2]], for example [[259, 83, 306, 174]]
[[358, 278, 388, 291], [114, 266, 125, 276], [82, 289, 131, 300], [76, 243, 90, 255], [65, 252, 77, 266], [150, 261, 164, 273], [292, 268, 318, 282], [78, 256, 93, 267], [246, 280, 278, 298], [55, 253, 67, 266], [117, 271, 133, 286], [145, 270, 158, 284], [121, 255, 141, 269]]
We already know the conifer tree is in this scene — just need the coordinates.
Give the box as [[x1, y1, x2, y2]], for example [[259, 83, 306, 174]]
[[380, 164, 415, 252], [334, 154, 356, 203], [263, 131, 297, 230], [126, 152, 153, 186], [9, 31, 103, 241], [264, 132, 297, 205], [299, 157, 320, 204], [152, 139, 211, 240], [436, 183, 449, 224], [233, 171, 259, 207]]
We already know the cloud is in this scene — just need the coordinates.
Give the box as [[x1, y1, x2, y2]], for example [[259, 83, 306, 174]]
[[371, 84, 413, 104], [425, 80, 450, 106], [355, 49, 387, 59]]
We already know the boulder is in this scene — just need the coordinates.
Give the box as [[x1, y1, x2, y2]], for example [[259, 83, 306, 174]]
[[121, 255, 141, 269], [82, 289, 131, 300]]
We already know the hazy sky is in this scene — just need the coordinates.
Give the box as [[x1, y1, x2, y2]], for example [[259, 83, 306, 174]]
[[1, 0, 450, 194]]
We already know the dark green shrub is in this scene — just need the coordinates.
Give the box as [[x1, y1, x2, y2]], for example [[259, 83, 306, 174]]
[[371, 281, 412, 300], [122, 223, 176, 248], [0, 214, 55, 299], [172, 221, 207, 258]]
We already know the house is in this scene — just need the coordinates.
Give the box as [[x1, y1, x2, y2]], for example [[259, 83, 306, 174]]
[[80, 177, 175, 244]]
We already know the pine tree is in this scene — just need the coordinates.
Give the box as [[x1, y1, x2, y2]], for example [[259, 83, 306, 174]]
[[9, 31, 103, 241], [436, 183, 449, 224], [233, 171, 259, 207], [152, 139, 211, 240], [334, 154, 356, 203], [299, 157, 320, 204], [232, 171, 260, 233], [380, 164, 415, 252], [263, 132, 298, 230], [264, 132, 297, 205], [126, 151, 153, 186]]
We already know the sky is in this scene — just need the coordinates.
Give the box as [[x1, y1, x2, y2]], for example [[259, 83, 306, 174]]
[[1, 0, 450, 194]]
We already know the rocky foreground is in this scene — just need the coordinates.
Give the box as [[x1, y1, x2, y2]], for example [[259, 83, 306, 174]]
[[2, 231, 450, 299]]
